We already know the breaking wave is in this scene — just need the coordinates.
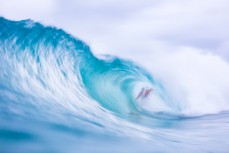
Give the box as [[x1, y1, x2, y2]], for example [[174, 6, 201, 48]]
[[1, 17, 229, 153]]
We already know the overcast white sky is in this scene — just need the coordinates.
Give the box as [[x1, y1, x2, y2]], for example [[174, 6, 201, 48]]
[[1, 0, 229, 60]]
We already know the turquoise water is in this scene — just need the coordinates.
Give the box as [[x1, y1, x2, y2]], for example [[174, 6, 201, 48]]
[[0, 17, 229, 153]]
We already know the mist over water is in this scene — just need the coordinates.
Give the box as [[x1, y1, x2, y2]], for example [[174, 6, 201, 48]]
[[1, 17, 229, 153]]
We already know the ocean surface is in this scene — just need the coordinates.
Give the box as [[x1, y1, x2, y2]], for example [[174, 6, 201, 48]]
[[0, 17, 229, 153]]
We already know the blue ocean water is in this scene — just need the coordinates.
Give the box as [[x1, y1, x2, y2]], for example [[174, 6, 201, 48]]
[[0, 17, 229, 153]]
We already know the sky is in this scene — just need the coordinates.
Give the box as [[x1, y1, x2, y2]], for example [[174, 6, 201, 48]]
[[1, 0, 229, 60]]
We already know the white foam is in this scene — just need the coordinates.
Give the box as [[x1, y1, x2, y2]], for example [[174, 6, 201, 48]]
[[110, 46, 229, 115]]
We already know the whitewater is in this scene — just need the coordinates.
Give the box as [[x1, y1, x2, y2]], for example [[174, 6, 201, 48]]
[[1, 17, 229, 153]]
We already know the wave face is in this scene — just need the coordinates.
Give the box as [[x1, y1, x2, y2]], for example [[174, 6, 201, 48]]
[[1, 17, 229, 153]]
